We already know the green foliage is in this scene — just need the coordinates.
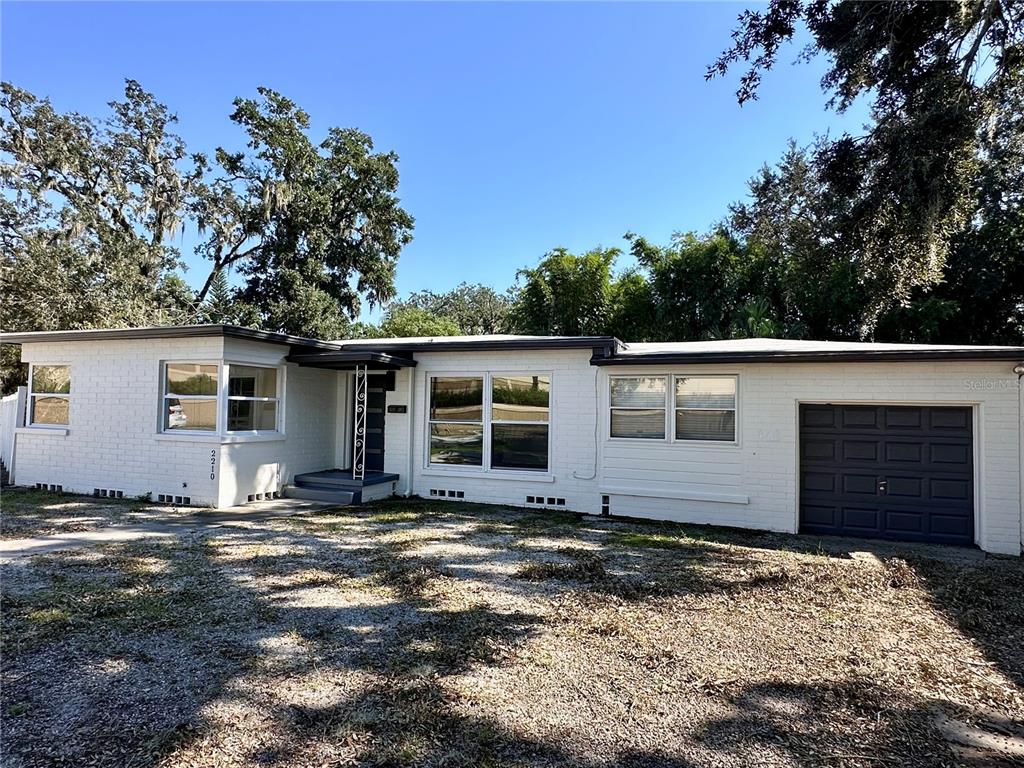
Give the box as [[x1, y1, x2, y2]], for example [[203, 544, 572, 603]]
[[1, 80, 414, 388], [708, 0, 1024, 327], [391, 283, 513, 335], [352, 306, 460, 339], [510, 247, 622, 336]]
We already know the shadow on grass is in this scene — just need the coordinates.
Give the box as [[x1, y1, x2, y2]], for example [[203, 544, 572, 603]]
[[1, 494, 1021, 767]]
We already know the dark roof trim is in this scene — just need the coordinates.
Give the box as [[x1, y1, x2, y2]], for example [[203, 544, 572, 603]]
[[338, 336, 622, 354], [286, 351, 417, 370], [591, 349, 1024, 366], [0, 325, 341, 351]]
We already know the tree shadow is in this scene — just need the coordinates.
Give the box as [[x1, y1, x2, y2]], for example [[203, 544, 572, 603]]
[[2, 497, 1022, 767]]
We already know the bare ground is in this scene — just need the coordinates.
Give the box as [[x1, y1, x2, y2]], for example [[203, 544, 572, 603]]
[[0, 487, 190, 540], [1, 494, 1022, 767]]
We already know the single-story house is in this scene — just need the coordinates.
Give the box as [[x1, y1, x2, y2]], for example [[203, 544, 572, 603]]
[[2, 325, 1022, 555]]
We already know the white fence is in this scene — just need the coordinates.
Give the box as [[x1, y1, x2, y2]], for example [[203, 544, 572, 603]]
[[1, 386, 27, 482]]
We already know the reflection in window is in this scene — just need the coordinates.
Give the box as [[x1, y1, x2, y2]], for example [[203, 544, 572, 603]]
[[227, 365, 279, 432], [610, 376, 666, 439], [491, 375, 549, 470], [30, 365, 71, 426], [429, 377, 484, 465], [164, 363, 218, 431]]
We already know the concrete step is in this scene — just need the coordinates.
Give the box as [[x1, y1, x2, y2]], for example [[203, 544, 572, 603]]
[[282, 483, 359, 505], [293, 471, 399, 490]]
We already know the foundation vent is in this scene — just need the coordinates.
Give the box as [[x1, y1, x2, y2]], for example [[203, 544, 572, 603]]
[[246, 491, 280, 503], [35, 483, 63, 493], [157, 494, 193, 506], [93, 488, 125, 499], [429, 488, 465, 500], [525, 496, 566, 508], [601, 494, 610, 516]]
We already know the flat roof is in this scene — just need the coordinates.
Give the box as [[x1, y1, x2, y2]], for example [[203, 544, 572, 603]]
[[3, 326, 1021, 365], [0, 324, 341, 351], [594, 338, 1024, 365]]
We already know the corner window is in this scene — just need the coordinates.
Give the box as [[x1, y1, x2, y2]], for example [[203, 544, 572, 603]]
[[675, 377, 737, 442], [491, 375, 550, 471], [227, 365, 279, 432], [609, 376, 666, 439], [29, 365, 71, 426], [163, 363, 218, 432], [429, 377, 484, 465]]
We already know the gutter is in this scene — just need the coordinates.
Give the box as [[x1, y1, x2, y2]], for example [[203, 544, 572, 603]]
[[591, 349, 1024, 366]]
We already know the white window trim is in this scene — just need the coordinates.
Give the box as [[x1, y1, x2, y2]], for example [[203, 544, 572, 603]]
[[158, 360, 285, 438], [672, 374, 739, 445], [223, 360, 285, 436], [607, 373, 740, 446], [608, 374, 668, 441], [424, 371, 554, 475], [27, 362, 72, 429]]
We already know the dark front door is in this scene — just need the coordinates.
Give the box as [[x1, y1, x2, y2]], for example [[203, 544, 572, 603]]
[[799, 404, 974, 546], [363, 374, 388, 473]]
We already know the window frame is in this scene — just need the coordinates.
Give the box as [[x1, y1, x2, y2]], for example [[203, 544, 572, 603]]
[[158, 360, 285, 437], [608, 375, 669, 441], [224, 361, 283, 435], [672, 374, 739, 444], [425, 371, 554, 475], [27, 363, 72, 428], [606, 373, 740, 446], [160, 360, 222, 435]]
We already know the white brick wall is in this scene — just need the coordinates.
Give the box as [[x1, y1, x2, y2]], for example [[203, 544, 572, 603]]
[[12, 338, 1022, 555], [15, 337, 340, 508]]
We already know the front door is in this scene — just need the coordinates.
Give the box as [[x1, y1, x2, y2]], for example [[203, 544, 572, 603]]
[[363, 373, 388, 473]]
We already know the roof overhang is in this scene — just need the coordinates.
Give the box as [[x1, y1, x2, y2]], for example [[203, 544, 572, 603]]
[[338, 336, 622, 355], [0, 324, 340, 353], [591, 349, 1024, 366], [286, 350, 417, 370]]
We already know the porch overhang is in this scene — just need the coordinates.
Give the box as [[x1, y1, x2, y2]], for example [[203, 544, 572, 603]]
[[286, 350, 417, 370]]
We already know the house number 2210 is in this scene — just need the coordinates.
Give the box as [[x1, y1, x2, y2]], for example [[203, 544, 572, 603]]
[[209, 450, 216, 481]]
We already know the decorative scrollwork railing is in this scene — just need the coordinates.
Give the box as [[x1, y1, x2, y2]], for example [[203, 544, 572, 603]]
[[353, 364, 367, 481]]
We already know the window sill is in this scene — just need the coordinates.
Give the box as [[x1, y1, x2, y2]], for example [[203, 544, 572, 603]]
[[15, 426, 68, 437], [154, 432, 221, 443], [421, 467, 556, 483], [221, 433, 286, 444]]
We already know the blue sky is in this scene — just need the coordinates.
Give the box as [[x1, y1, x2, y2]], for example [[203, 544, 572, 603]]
[[2, 1, 868, 320]]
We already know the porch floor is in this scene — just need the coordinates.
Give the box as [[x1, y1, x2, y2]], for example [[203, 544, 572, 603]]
[[294, 469, 399, 489]]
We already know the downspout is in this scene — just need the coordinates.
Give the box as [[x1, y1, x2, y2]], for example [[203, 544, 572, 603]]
[[405, 366, 416, 497]]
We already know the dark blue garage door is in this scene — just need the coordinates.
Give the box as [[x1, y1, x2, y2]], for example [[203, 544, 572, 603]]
[[799, 404, 974, 546]]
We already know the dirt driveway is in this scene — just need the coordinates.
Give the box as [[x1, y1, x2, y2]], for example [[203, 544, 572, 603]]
[[1, 492, 1022, 767]]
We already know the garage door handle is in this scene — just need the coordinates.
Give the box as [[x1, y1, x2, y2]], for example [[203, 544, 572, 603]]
[[878, 479, 888, 495]]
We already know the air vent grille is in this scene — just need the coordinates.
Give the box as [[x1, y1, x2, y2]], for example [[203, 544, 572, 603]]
[[93, 488, 125, 499], [246, 491, 280, 503], [429, 488, 465, 500], [525, 496, 566, 508], [157, 494, 193, 506], [35, 483, 63, 492]]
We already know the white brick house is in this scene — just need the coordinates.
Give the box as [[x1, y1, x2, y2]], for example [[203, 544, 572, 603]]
[[3, 326, 1022, 555]]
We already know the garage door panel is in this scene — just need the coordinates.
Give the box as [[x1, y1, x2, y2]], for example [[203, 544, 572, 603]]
[[802, 471, 836, 493], [799, 404, 974, 546], [843, 506, 881, 532], [842, 408, 880, 429], [842, 474, 879, 495], [843, 440, 880, 461], [886, 476, 924, 498]]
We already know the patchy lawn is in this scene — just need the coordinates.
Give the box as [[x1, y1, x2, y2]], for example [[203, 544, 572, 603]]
[[0, 487, 190, 540], [1, 495, 1022, 767]]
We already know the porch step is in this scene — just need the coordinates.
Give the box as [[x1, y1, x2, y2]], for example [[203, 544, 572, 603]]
[[293, 470, 399, 490], [282, 483, 359, 505]]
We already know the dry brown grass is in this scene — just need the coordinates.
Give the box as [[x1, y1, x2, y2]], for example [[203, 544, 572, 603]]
[[2, 496, 1022, 767]]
